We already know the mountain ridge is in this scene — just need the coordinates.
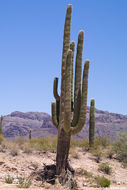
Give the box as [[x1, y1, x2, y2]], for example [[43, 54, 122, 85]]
[[2, 108, 127, 141]]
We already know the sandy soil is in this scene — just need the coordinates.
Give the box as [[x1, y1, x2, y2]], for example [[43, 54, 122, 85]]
[[0, 148, 127, 190]]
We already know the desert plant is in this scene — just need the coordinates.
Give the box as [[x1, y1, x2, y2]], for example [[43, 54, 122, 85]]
[[95, 176, 110, 187], [113, 132, 127, 163], [51, 4, 90, 176], [0, 115, 4, 135], [17, 178, 32, 188], [89, 99, 95, 147], [0, 134, 4, 144], [98, 162, 112, 175], [5, 175, 14, 184], [29, 130, 32, 140]]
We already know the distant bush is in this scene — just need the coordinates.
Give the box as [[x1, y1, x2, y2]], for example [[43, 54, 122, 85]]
[[113, 132, 127, 163], [95, 176, 110, 187], [90, 148, 102, 163], [29, 136, 57, 152], [98, 162, 112, 175]]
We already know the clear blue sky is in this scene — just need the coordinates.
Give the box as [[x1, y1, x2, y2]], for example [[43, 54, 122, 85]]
[[0, 0, 127, 115]]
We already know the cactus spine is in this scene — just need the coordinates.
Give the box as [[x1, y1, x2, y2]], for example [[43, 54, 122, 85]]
[[0, 115, 4, 135], [89, 99, 95, 147], [29, 129, 32, 140], [51, 4, 90, 175]]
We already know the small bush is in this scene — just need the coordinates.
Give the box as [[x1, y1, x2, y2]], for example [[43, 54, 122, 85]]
[[90, 148, 102, 163], [5, 175, 14, 184], [95, 176, 110, 187], [70, 149, 80, 159], [83, 170, 93, 178], [113, 132, 127, 163], [98, 162, 112, 175], [0, 134, 4, 144], [17, 178, 32, 188]]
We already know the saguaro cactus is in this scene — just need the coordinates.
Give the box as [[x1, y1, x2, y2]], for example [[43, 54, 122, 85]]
[[29, 129, 32, 140], [0, 115, 4, 135], [89, 99, 95, 147], [51, 4, 90, 175]]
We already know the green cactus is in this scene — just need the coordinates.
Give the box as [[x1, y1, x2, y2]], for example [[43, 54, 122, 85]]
[[89, 99, 95, 147], [51, 4, 90, 175], [0, 115, 4, 135], [29, 129, 32, 140]]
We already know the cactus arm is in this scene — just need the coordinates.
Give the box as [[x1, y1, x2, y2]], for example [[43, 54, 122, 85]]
[[51, 102, 58, 128], [71, 60, 89, 135], [70, 41, 75, 109], [89, 99, 95, 147], [72, 31, 84, 125], [60, 5, 72, 128], [64, 50, 72, 133], [53, 78, 60, 101], [71, 88, 81, 127], [74, 30, 84, 105]]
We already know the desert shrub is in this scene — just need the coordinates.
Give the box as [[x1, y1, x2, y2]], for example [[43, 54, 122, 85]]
[[29, 136, 57, 152], [9, 144, 19, 156], [0, 134, 4, 144], [5, 175, 14, 184], [13, 137, 27, 149], [105, 147, 114, 159], [90, 148, 102, 163], [23, 143, 32, 154], [121, 162, 127, 168], [113, 132, 127, 163], [78, 138, 89, 149], [83, 170, 93, 178], [17, 178, 32, 188], [95, 176, 110, 187], [98, 162, 112, 175], [70, 148, 80, 159], [101, 136, 110, 148]]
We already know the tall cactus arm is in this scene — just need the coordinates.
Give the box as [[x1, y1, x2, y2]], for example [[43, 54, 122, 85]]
[[71, 60, 90, 135], [70, 41, 75, 109], [53, 78, 60, 101], [74, 30, 84, 105], [51, 102, 58, 128], [64, 50, 72, 133], [60, 5, 72, 126], [72, 31, 84, 125]]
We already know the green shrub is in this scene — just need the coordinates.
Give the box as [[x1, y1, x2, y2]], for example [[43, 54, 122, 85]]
[[83, 170, 93, 178], [98, 162, 112, 175], [5, 175, 14, 184], [0, 134, 4, 144], [113, 132, 127, 163], [95, 176, 110, 187], [90, 148, 102, 163], [17, 178, 32, 188]]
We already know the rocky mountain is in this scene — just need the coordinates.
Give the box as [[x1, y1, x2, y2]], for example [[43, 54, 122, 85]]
[[2, 108, 127, 141]]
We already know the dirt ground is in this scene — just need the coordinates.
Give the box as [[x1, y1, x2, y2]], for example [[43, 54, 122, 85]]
[[0, 148, 127, 190]]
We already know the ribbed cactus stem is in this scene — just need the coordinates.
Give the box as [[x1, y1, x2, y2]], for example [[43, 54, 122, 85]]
[[60, 4, 72, 128], [53, 78, 60, 101], [71, 60, 90, 135], [64, 50, 72, 133], [89, 99, 95, 147], [51, 102, 58, 128], [72, 31, 84, 126], [0, 115, 3, 135], [70, 41, 75, 108]]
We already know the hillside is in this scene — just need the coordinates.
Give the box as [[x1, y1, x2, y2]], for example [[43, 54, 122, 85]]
[[2, 108, 127, 140]]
